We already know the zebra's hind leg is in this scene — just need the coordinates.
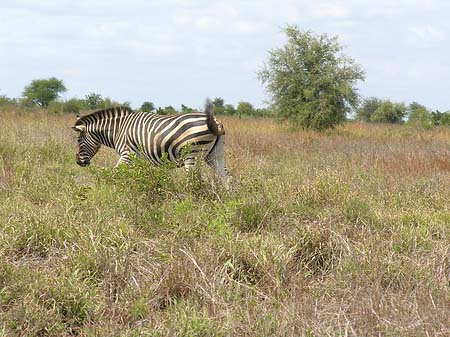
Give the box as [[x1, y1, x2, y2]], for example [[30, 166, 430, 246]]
[[206, 135, 232, 187]]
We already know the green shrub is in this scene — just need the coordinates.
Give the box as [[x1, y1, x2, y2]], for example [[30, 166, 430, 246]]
[[91, 154, 177, 203], [370, 100, 406, 124], [407, 107, 434, 129]]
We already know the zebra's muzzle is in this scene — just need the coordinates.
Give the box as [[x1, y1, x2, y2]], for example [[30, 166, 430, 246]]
[[76, 156, 90, 167], [77, 161, 90, 167]]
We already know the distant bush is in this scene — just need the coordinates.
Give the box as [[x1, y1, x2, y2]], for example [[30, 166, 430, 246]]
[[370, 100, 406, 124], [181, 104, 195, 113], [236, 101, 255, 118], [0, 95, 17, 106], [47, 101, 65, 114], [431, 110, 450, 126], [140, 101, 155, 112], [407, 107, 433, 129], [356, 97, 382, 121], [63, 98, 87, 114], [223, 104, 236, 115], [157, 106, 178, 115], [47, 99, 87, 114], [85, 92, 104, 109]]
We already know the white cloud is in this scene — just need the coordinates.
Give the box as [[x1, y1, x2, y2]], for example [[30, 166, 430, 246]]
[[410, 25, 446, 42], [310, 2, 349, 19], [0, 0, 449, 110]]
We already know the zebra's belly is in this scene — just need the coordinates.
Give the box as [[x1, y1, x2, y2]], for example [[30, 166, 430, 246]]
[[131, 133, 217, 166]]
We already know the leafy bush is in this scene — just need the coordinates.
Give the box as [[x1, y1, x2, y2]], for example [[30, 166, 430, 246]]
[[356, 97, 382, 121], [370, 100, 406, 123], [140, 101, 155, 112], [91, 154, 177, 203], [407, 107, 433, 129]]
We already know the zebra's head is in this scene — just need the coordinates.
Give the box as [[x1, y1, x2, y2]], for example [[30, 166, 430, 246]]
[[72, 119, 101, 167]]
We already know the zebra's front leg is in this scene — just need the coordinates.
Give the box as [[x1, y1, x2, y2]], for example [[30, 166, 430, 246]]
[[115, 151, 132, 167], [183, 156, 198, 172]]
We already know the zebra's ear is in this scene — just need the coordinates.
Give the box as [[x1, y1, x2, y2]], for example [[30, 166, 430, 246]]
[[72, 125, 86, 132]]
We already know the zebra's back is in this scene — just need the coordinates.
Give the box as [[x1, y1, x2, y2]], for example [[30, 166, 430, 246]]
[[122, 111, 218, 165]]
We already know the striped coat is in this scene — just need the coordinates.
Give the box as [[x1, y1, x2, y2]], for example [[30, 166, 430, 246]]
[[72, 101, 230, 182]]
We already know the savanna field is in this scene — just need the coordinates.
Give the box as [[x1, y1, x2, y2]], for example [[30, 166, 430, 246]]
[[0, 110, 450, 337]]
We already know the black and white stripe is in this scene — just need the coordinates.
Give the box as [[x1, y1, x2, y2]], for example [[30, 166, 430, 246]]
[[72, 101, 230, 182]]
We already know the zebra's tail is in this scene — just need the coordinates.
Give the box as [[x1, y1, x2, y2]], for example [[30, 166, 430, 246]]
[[205, 99, 225, 136]]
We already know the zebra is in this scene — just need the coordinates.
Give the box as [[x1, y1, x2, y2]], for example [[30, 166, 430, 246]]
[[72, 100, 231, 183]]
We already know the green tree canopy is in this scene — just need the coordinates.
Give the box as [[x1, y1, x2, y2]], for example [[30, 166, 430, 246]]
[[440, 112, 450, 126], [22, 77, 67, 107], [223, 104, 236, 116], [431, 110, 450, 126], [213, 97, 224, 107], [370, 101, 406, 124], [85, 92, 104, 109], [356, 97, 382, 121], [236, 101, 255, 117], [213, 97, 225, 115], [407, 102, 432, 128], [407, 107, 433, 129], [181, 104, 195, 113], [140, 101, 155, 112], [258, 25, 365, 130], [157, 106, 177, 115]]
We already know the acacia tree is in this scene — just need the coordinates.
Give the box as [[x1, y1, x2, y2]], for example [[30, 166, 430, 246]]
[[22, 77, 67, 107], [258, 25, 365, 130]]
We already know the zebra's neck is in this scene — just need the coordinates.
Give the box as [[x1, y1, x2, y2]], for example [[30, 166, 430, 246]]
[[87, 107, 133, 148]]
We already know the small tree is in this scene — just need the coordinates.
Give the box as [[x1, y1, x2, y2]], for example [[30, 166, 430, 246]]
[[440, 112, 450, 126], [181, 104, 195, 113], [22, 77, 67, 107], [85, 92, 104, 109], [236, 101, 255, 117], [63, 98, 86, 114], [223, 104, 236, 116], [370, 101, 406, 124], [258, 25, 365, 130], [0, 95, 17, 106], [408, 107, 433, 129], [356, 97, 382, 121], [431, 110, 450, 126], [157, 106, 177, 115], [213, 97, 224, 108], [140, 101, 155, 112], [212, 97, 224, 115], [407, 102, 433, 128]]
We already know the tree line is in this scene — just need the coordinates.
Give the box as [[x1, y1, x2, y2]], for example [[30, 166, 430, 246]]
[[1, 25, 449, 129], [355, 98, 450, 127], [0, 78, 272, 118]]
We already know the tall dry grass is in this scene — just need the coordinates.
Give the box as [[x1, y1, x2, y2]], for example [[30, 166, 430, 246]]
[[0, 110, 449, 336]]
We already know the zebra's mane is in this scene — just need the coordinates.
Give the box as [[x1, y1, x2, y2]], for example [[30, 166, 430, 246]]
[[76, 106, 135, 124]]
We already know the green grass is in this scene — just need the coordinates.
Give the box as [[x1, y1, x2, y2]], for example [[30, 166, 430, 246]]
[[0, 111, 449, 336]]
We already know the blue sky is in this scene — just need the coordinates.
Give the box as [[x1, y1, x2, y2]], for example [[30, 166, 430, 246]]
[[0, 0, 449, 111]]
